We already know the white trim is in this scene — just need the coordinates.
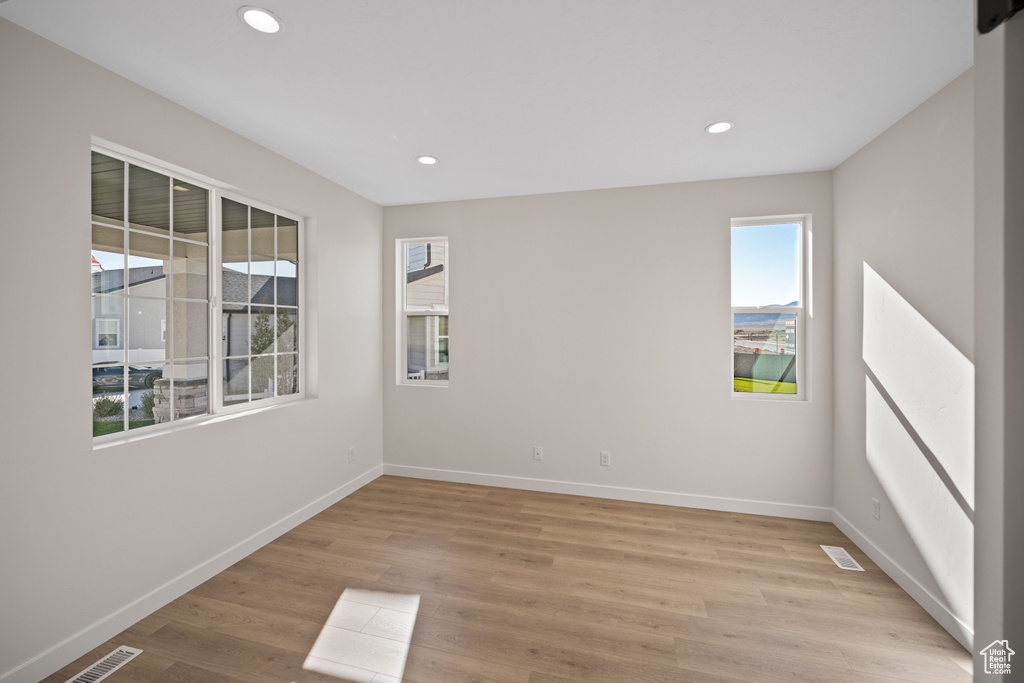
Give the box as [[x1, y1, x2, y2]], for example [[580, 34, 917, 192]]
[[831, 509, 973, 650], [0, 464, 384, 683], [381, 464, 832, 521]]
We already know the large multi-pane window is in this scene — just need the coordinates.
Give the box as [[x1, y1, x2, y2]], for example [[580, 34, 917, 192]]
[[731, 217, 806, 398], [91, 149, 301, 438], [399, 238, 449, 385]]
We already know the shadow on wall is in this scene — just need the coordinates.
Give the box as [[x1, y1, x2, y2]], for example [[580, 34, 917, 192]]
[[862, 263, 974, 642]]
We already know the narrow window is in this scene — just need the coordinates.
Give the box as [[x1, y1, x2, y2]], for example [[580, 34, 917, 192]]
[[399, 238, 449, 385], [731, 217, 806, 398]]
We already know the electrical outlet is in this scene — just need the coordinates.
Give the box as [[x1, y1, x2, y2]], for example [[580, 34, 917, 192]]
[[872, 497, 880, 520], [533, 446, 543, 461], [600, 451, 611, 467], [349, 446, 355, 462]]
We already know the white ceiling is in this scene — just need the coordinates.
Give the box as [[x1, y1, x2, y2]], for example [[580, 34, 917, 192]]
[[0, 0, 972, 206]]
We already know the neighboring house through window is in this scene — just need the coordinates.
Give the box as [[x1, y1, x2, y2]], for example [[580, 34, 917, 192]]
[[731, 216, 808, 398], [399, 238, 449, 385]]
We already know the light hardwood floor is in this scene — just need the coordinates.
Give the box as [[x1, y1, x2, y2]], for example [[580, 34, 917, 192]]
[[43, 476, 971, 682]]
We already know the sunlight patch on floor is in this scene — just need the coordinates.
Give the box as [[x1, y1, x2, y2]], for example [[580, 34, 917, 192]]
[[303, 588, 420, 682]]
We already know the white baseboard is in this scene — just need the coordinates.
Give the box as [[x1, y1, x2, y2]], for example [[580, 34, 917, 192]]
[[2, 464, 383, 683], [831, 509, 974, 651], [382, 464, 832, 521], [8, 464, 971, 682]]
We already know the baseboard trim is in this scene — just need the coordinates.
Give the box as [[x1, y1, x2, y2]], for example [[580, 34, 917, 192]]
[[1, 464, 384, 683], [382, 464, 832, 521], [831, 509, 974, 651]]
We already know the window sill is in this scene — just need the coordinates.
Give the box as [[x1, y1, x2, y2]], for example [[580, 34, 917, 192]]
[[92, 394, 309, 450], [731, 392, 807, 402], [397, 381, 448, 389]]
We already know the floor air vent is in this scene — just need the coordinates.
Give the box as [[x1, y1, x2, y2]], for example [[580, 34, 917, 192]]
[[65, 646, 142, 683], [821, 545, 864, 571]]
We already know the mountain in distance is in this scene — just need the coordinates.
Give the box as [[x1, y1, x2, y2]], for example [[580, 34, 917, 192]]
[[734, 310, 796, 330]]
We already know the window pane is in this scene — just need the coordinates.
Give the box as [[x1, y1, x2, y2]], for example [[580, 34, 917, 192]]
[[92, 296, 123, 361], [223, 306, 249, 358], [173, 301, 208, 359], [128, 232, 170, 294], [278, 219, 298, 306], [407, 314, 449, 380], [405, 241, 447, 311], [172, 180, 208, 241], [92, 365, 126, 437], [128, 165, 171, 234], [278, 353, 298, 396], [128, 369, 158, 431], [250, 305, 275, 355], [251, 354, 275, 400], [733, 313, 797, 394], [222, 199, 249, 303], [438, 315, 449, 364], [251, 272, 275, 306], [92, 152, 124, 226], [251, 212, 275, 304], [92, 224, 125, 294], [224, 358, 250, 405], [731, 223, 800, 307], [276, 308, 298, 353], [127, 297, 168, 364], [92, 364, 125, 396], [164, 361, 209, 422], [172, 240, 208, 300]]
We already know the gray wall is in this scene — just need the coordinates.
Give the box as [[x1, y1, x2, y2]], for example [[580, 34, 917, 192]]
[[383, 173, 835, 517], [0, 19, 384, 682], [974, 14, 1024, 681], [832, 70, 974, 645]]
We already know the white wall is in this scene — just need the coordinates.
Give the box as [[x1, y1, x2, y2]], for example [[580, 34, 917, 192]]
[[0, 19, 384, 682], [974, 15, 1024, 679], [383, 173, 834, 518], [832, 70, 974, 646]]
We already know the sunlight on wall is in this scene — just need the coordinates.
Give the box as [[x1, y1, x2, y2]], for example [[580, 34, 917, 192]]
[[863, 263, 974, 507], [862, 263, 974, 631], [865, 378, 974, 626], [303, 588, 420, 682]]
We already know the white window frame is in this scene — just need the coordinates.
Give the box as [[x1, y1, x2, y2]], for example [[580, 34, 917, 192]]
[[730, 214, 809, 402], [212, 191, 305, 413], [397, 236, 449, 387], [91, 141, 305, 442]]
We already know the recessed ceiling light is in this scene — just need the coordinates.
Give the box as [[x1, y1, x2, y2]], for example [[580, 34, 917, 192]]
[[416, 155, 438, 165], [239, 6, 281, 33], [705, 121, 734, 134]]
